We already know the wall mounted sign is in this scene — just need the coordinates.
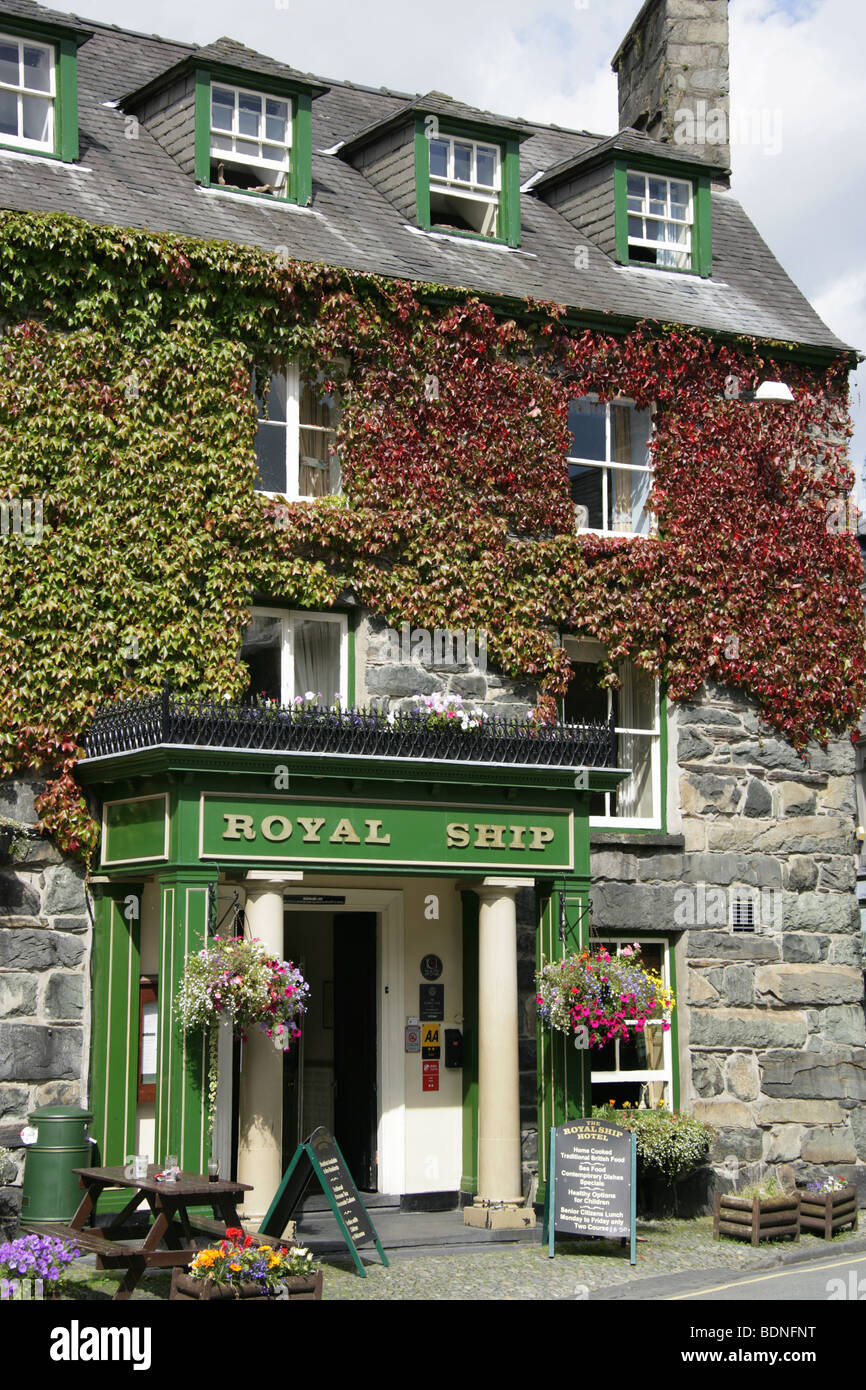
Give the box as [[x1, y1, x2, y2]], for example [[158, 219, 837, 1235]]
[[260, 1126, 388, 1279], [422, 1061, 439, 1092], [405, 1025, 421, 1053], [197, 792, 574, 872], [544, 1118, 636, 1265], [284, 895, 347, 906], [420, 954, 443, 981], [421, 1023, 441, 1059], [419, 984, 444, 1021]]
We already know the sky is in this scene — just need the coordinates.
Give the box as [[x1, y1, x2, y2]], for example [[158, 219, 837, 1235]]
[[68, 0, 866, 499]]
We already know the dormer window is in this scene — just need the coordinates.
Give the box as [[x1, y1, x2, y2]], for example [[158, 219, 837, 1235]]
[[626, 170, 693, 269], [210, 82, 291, 194], [0, 33, 55, 152], [428, 134, 501, 237]]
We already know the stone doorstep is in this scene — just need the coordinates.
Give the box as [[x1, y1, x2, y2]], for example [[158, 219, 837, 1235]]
[[464, 1202, 537, 1231]]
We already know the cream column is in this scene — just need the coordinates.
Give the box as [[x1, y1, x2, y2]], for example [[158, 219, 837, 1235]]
[[465, 877, 531, 1226], [236, 871, 302, 1220]]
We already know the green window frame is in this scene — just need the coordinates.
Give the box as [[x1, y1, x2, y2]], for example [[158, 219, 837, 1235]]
[[613, 158, 711, 278], [194, 66, 313, 205], [0, 23, 80, 162], [414, 117, 521, 248]]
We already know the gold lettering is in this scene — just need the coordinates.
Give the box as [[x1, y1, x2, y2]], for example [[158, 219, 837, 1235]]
[[222, 814, 256, 841], [446, 822, 470, 848], [364, 819, 391, 845], [261, 815, 293, 843], [473, 824, 506, 849], [507, 825, 527, 850], [528, 825, 555, 851], [297, 817, 325, 843], [329, 817, 361, 844]]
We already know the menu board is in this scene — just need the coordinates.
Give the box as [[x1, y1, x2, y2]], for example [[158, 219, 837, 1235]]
[[260, 1126, 388, 1278], [546, 1118, 636, 1262], [308, 1128, 377, 1247]]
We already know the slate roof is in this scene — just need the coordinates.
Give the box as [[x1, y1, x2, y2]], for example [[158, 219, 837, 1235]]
[[121, 35, 330, 105], [533, 129, 729, 190], [340, 91, 533, 157], [0, 0, 851, 357], [0, 0, 90, 37]]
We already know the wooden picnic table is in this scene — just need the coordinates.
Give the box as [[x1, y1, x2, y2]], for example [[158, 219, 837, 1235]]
[[22, 1164, 254, 1300]]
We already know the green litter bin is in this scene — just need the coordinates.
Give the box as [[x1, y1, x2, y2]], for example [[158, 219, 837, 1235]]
[[19, 1105, 94, 1224]]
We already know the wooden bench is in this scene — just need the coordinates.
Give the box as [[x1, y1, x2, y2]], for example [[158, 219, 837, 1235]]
[[186, 1214, 296, 1249], [19, 1219, 136, 1265]]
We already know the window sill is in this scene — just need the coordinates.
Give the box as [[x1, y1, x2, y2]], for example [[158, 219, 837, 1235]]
[[590, 830, 684, 847], [577, 528, 654, 540], [617, 258, 709, 280], [0, 142, 87, 168], [195, 184, 317, 213], [404, 224, 534, 256]]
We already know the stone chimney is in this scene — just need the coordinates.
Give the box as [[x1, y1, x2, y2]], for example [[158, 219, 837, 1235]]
[[612, 0, 730, 174]]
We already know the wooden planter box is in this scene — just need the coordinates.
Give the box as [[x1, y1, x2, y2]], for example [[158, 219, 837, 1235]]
[[798, 1185, 858, 1239], [170, 1268, 323, 1301], [713, 1192, 800, 1246]]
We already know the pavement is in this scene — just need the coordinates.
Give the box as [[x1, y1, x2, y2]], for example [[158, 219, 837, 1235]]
[[57, 1206, 866, 1302], [310, 1210, 866, 1301]]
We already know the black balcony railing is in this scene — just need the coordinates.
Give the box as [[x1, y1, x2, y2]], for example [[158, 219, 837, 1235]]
[[84, 685, 617, 769]]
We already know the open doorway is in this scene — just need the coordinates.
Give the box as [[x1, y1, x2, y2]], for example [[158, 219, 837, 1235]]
[[282, 910, 378, 1191]]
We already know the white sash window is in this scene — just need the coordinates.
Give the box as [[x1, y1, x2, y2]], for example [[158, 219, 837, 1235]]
[[0, 34, 54, 152]]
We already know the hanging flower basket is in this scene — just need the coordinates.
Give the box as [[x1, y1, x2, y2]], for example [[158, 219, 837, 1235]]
[[535, 944, 675, 1045], [176, 935, 309, 1130]]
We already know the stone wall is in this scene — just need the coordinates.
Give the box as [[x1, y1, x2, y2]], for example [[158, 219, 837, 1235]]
[[0, 778, 90, 1232], [355, 614, 536, 717], [591, 682, 866, 1197], [356, 626, 866, 1201]]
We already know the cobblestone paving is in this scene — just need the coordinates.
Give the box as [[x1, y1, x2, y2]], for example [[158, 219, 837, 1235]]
[[54, 1217, 863, 1299], [320, 1218, 865, 1301]]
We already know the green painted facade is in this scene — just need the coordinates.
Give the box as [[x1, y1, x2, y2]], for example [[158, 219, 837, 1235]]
[[81, 741, 625, 1192]]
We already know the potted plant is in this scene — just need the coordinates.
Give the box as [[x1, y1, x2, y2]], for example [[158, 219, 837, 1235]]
[[171, 1229, 321, 1301], [714, 1174, 800, 1246], [798, 1174, 858, 1239], [592, 1103, 712, 1217], [536, 943, 675, 1045], [177, 935, 309, 1131]]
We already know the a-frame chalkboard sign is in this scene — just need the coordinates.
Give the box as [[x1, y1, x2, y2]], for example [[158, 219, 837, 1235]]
[[260, 1127, 389, 1278], [543, 1118, 637, 1265]]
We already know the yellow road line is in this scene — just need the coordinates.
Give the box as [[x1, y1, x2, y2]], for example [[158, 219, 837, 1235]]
[[668, 1252, 866, 1299]]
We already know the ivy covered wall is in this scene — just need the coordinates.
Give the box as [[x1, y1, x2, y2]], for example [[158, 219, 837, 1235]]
[[0, 210, 862, 859]]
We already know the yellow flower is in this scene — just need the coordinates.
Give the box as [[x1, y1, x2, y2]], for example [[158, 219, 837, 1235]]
[[230, 1262, 242, 1272]]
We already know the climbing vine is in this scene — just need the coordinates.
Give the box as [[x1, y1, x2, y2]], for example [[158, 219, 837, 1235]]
[[0, 211, 862, 860]]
